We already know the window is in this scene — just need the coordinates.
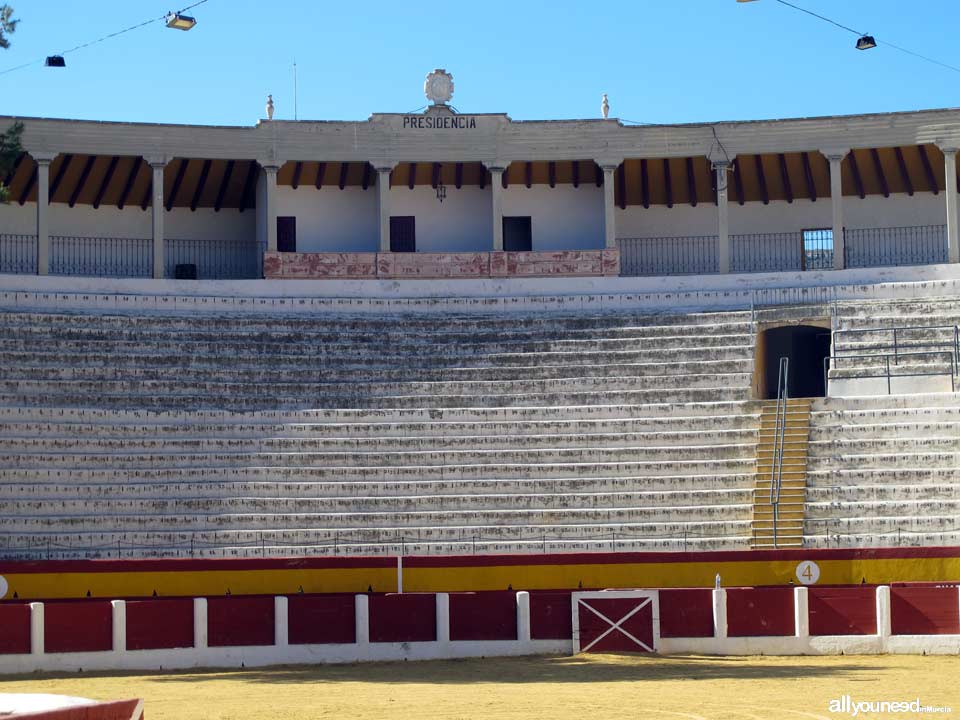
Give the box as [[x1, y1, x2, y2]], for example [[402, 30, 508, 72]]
[[277, 217, 296, 253], [390, 216, 416, 253], [802, 228, 833, 271], [503, 216, 532, 252]]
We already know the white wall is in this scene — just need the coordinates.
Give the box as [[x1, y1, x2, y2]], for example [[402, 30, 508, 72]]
[[389, 186, 491, 252], [616, 192, 948, 238], [503, 185, 604, 250], [274, 185, 379, 252], [0, 201, 255, 241]]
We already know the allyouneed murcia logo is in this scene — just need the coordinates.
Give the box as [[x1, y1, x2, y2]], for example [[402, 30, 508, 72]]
[[829, 696, 953, 716]]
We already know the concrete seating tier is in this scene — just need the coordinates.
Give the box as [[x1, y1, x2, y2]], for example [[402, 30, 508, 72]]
[[0, 307, 758, 559], [805, 394, 960, 548]]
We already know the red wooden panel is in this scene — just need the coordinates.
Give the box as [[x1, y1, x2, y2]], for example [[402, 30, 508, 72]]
[[577, 596, 655, 653], [0, 604, 31, 654], [288, 595, 356, 645], [891, 587, 960, 635], [207, 596, 275, 647], [659, 588, 714, 638], [530, 591, 572, 640], [369, 593, 436, 643], [11, 698, 144, 720], [125, 598, 194, 650], [809, 587, 877, 636], [449, 592, 517, 641], [726, 587, 795, 637], [45, 601, 112, 653]]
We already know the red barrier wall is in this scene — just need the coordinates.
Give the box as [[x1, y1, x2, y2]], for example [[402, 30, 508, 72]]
[[808, 587, 876, 636], [891, 587, 960, 636], [449, 592, 517, 641], [0, 604, 31, 654], [288, 595, 356, 645], [44, 601, 112, 653], [369, 593, 436, 643], [207, 596, 275, 647], [125, 598, 194, 650], [659, 588, 714, 638], [530, 591, 572, 640], [726, 587, 795, 637], [10, 698, 144, 720]]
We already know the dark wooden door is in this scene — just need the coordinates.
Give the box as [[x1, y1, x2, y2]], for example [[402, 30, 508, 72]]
[[390, 216, 416, 253], [503, 216, 533, 252], [277, 216, 296, 253]]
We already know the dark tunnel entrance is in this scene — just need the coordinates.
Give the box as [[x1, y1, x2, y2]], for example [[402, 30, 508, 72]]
[[761, 325, 832, 399]]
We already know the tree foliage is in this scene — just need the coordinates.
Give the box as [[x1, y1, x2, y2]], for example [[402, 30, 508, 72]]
[[0, 5, 19, 202], [0, 5, 16, 50]]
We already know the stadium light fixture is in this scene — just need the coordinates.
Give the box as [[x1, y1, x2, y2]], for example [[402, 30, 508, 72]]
[[856, 35, 877, 51], [165, 12, 197, 31], [45, 55, 66, 67]]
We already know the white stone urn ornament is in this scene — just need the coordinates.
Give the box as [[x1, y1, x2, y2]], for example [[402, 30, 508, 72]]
[[601, 93, 610, 119], [266, 94, 275, 120], [424, 69, 454, 105]]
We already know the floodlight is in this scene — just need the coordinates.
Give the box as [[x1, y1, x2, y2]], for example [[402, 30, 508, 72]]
[[165, 12, 197, 31], [45, 55, 65, 67], [856, 35, 877, 50]]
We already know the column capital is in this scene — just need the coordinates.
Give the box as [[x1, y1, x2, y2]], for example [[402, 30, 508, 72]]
[[594, 158, 623, 172], [29, 151, 57, 166], [820, 148, 850, 162], [482, 160, 508, 173], [371, 160, 398, 173], [261, 164, 281, 175], [939, 145, 959, 156], [710, 158, 733, 171], [144, 155, 168, 169]]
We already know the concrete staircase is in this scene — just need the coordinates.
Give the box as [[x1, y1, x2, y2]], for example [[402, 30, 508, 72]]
[[751, 399, 811, 549], [0, 307, 761, 559]]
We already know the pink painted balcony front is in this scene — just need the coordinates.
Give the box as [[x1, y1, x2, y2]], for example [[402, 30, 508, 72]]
[[264, 249, 620, 280]]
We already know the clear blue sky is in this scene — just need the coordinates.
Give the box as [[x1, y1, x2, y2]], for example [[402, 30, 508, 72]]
[[3, 0, 960, 126]]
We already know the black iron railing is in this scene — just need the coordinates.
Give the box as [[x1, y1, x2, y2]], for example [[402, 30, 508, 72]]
[[731, 232, 803, 273], [165, 237, 261, 280], [769, 356, 789, 549], [824, 350, 957, 395], [618, 235, 719, 276], [50, 236, 152, 278], [0, 234, 38, 274], [845, 225, 947, 268]]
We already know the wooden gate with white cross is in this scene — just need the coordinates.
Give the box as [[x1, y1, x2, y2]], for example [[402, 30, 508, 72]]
[[571, 591, 660, 654]]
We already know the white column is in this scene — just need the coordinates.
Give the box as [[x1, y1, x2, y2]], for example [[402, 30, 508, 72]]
[[712, 588, 728, 640], [516, 591, 531, 643], [601, 164, 618, 249], [875, 585, 892, 643], [355, 594, 370, 646], [29, 602, 44, 656], [111, 600, 126, 653], [435, 593, 450, 644], [489, 167, 505, 251], [35, 157, 52, 276], [264, 165, 279, 253], [193, 598, 208, 649], [793, 587, 809, 640], [943, 148, 959, 263], [715, 160, 731, 274], [827, 152, 847, 270], [376, 166, 393, 252], [274, 596, 288, 647], [396, 556, 403, 594], [150, 162, 166, 279]]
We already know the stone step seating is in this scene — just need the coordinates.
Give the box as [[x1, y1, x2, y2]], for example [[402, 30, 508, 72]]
[[0, 305, 760, 559], [804, 393, 960, 548]]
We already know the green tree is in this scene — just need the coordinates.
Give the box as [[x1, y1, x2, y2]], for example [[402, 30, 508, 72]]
[[0, 5, 20, 202]]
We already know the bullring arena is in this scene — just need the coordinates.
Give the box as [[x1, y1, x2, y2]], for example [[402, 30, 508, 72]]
[[2, 71, 960, 718]]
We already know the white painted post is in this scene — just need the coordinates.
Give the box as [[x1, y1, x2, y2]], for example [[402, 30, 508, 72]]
[[794, 587, 809, 640], [490, 167, 505, 251], [397, 556, 403, 594], [34, 156, 53, 276], [516, 591, 531, 643], [29, 602, 44, 657], [193, 598, 208, 649], [436, 593, 450, 644], [942, 148, 959, 263], [715, 160, 731, 274], [150, 161, 166, 279], [111, 600, 126, 653], [355, 594, 370, 646], [826, 151, 848, 270], [876, 586, 892, 643], [376, 166, 393, 252], [274, 596, 288, 647], [712, 588, 728, 639], [264, 165, 279, 253], [600, 164, 618, 249]]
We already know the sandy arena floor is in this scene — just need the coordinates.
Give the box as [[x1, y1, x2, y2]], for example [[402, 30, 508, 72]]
[[1, 654, 957, 720]]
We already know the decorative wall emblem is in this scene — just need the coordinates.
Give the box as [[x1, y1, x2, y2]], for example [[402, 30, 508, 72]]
[[424, 69, 454, 105]]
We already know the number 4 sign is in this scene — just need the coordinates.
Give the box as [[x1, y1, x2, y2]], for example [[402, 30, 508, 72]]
[[796, 560, 821, 585]]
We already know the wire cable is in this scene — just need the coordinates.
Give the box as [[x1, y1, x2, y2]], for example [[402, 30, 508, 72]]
[[0, 0, 211, 77]]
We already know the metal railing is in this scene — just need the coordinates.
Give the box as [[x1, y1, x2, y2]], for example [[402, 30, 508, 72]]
[[731, 232, 803, 273], [50, 236, 152, 278], [165, 237, 261, 280], [823, 350, 957, 395], [618, 235, 718, 276], [833, 324, 960, 366], [0, 233, 38, 274], [769, 356, 789, 549], [845, 225, 948, 269]]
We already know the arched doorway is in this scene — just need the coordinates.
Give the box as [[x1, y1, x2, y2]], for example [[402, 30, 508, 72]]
[[759, 325, 832, 399]]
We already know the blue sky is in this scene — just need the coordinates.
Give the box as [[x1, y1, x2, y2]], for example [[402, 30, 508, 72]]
[[2, 0, 960, 126]]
